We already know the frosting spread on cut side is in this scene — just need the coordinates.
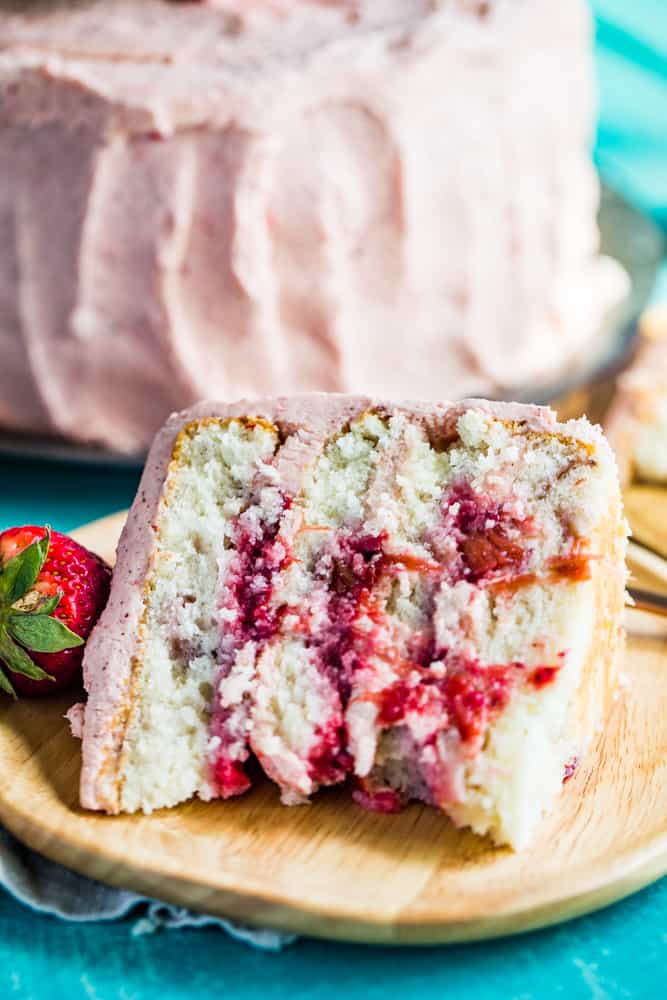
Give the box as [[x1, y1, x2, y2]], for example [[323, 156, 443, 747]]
[[0, 0, 625, 452], [79, 395, 627, 849]]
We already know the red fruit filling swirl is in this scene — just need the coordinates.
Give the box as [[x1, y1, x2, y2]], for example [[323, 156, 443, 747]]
[[208, 478, 577, 804], [353, 782, 404, 815], [226, 497, 294, 646], [306, 721, 353, 788], [303, 532, 390, 787], [377, 659, 516, 747], [563, 755, 580, 783], [377, 656, 563, 745], [209, 495, 293, 796], [439, 482, 593, 588], [316, 532, 389, 698], [440, 483, 533, 585]]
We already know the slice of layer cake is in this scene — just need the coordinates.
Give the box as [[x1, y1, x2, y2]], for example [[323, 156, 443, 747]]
[[78, 395, 626, 848]]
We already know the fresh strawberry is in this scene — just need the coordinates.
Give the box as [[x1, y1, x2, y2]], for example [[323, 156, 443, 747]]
[[0, 526, 111, 698]]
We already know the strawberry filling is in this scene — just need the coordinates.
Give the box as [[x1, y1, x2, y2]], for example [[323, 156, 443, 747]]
[[316, 532, 388, 696], [206, 472, 582, 804], [563, 755, 580, 783], [226, 496, 294, 645], [212, 757, 251, 798], [307, 722, 353, 787], [302, 532, 389, 785], [209, 495, 294, 797], [530, 665, 560, 688], [438, 482, 535, 585], [376, 657, 518, 747], [352, 781, 404, 814], [547, 539, 592, 582]]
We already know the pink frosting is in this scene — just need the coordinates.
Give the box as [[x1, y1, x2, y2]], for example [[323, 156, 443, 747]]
[[78, 392, 609, 811], [0, 0, 623, 453], [65, 701, 85, 740]]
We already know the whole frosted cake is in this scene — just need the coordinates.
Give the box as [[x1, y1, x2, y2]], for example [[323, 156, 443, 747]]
[[74, 394, 626, 849], [1, 0, 622, 453]]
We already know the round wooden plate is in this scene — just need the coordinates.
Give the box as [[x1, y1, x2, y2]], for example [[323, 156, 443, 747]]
[[0, 512, 666, 945]]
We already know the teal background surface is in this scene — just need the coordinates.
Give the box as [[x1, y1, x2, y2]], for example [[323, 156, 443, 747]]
[[1, 2, 666, 997]]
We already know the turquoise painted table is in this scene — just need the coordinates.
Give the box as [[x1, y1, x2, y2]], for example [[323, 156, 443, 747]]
[[1, 3, 666, 997]]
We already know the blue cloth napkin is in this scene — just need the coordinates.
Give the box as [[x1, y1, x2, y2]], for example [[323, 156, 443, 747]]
[[0, 826, 294, 949]]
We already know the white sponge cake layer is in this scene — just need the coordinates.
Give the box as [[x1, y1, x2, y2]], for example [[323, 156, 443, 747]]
[[119, 418, 279, 813]]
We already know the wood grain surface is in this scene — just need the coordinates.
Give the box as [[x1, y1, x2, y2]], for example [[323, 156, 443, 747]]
[[625, 486, 667, 559], [0, 510, 666, 945]]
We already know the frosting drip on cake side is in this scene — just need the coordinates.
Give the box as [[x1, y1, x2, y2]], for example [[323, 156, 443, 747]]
[[0, 0, 625, 452]]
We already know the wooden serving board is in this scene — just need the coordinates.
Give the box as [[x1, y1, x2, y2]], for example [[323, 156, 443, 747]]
[[0, 511, 666, 945], [625, 486, 667, 564]]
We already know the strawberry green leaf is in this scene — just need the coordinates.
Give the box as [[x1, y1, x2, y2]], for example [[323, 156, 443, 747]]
[[7, 613, 84, 654], [0, 530, 50, 606], [0, 552, 24, 604], [0, 669, 16, 699], [0, 626, 54, 682], [32, 591, 62, 617]]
